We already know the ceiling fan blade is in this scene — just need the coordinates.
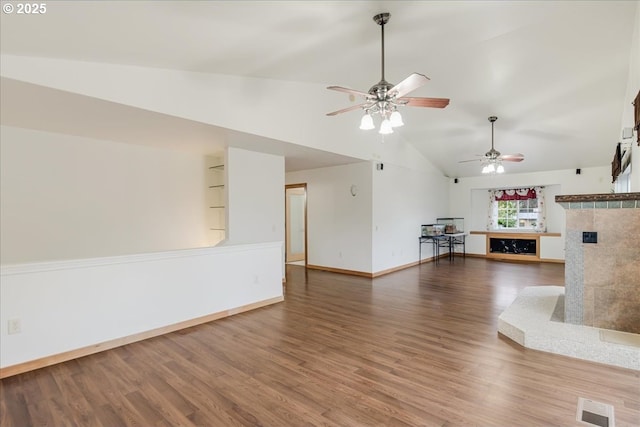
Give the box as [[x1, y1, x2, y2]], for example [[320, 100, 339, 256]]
[[326, 103, 365, 116], [389, 73, 430, 98], [458, 158, 483, 163], [400, 96, 450, 108], [499, 153, 525, 162], [327, 86, 371, 97]]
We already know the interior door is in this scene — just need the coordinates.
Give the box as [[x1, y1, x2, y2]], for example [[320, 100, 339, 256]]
[[285, 185, 306, 263]]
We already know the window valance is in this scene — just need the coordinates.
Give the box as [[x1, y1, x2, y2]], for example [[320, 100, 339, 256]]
[[494, 187, 537, 201]]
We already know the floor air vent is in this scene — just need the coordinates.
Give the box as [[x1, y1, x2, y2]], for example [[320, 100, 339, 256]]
[[576, 397, 614, 427]]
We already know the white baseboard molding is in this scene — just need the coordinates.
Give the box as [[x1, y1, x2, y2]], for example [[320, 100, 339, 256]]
[[0, 296, 283, 379]]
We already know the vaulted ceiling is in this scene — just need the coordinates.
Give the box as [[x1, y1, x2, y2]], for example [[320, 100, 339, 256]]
[[1, 1, 637, 176]]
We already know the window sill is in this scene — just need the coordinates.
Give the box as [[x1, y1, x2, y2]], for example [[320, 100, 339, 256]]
[[470, 230, 561, 237]]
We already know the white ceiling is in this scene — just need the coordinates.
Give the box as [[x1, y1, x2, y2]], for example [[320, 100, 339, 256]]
[[1, 1, 637, 176]]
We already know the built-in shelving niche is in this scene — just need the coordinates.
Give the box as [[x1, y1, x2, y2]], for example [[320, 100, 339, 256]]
[[206, 155, 226, 245]]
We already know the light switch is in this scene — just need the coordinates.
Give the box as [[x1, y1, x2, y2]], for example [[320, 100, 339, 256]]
[[583, 232, 597, 244]]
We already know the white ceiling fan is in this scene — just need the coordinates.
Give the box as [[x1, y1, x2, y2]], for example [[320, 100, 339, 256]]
[[459, 116, 524, 174], [326, 13, 450, 134]]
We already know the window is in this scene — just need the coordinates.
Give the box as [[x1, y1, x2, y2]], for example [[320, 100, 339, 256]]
[[497, 198, 538, 229], [614, 147, 631, 193], [488, 187, 546, 232]]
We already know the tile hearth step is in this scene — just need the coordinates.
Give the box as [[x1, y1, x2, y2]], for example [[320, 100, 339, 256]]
[[498, 286, 639, 370]]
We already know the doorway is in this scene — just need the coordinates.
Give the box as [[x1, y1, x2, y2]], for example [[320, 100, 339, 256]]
[[285, 184, 307, 265]]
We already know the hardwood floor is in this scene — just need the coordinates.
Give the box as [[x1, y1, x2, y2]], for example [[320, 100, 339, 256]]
[[1, 258, 638, 426]]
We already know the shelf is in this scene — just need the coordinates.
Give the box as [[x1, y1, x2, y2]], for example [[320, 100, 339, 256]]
[[206, 160, 225, 243], [555, 192, 640, 203], [470, 231, 561, 237]]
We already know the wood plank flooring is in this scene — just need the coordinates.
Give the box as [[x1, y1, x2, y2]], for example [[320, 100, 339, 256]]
[[1, 258, 639, 426]]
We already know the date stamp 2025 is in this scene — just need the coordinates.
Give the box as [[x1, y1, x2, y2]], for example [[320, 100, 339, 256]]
[[2, 3, 47, 15]]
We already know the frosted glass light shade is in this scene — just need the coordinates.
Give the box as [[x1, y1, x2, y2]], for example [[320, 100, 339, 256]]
[[379, 118, 394, 135], [359, 114, 375, 130], [496, 164, 505, 173], [389, 111, 404, 127]]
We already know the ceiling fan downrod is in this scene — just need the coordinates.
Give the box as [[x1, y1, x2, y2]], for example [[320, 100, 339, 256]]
[[373, 13, 390, 85], [489, 116, 498, 154]]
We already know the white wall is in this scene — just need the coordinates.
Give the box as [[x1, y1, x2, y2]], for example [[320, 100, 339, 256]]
[[286, 162, 373, 273], [225, 147, 285, 246], [621, 4, 640, 192], [372, 162, 449, 272], [286, 156, 449, 275], [449, 166, 612, 260], [0, 126, 208, 265], [0, 242, 283, 369]]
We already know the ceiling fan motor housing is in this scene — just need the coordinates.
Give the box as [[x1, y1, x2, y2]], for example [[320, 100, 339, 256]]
[[373, 13, 390, 26], [368, 81, 393, 100]]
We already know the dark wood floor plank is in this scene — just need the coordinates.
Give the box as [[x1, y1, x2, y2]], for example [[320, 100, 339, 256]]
[[0, 377, 31, 427], [1, 258, 639, 426], [158, 361, 246, 426]]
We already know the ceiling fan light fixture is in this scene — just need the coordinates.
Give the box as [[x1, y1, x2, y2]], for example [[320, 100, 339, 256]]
[[379, 118, 394, 134], [459, 116, 524, 175], [389, 110, 404, 127], [325, 13, 450, 136], [360, 113, 375, 130]]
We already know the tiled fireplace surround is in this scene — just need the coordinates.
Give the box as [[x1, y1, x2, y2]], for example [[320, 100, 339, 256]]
[[556, 193, 640, 334]]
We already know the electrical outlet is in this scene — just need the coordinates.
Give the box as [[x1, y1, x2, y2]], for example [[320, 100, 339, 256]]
[[8, 318, 21, 335]]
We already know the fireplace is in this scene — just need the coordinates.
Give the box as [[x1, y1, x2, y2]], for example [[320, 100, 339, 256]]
[[556, 192, 640, 334], [489, 237, 536, 256]]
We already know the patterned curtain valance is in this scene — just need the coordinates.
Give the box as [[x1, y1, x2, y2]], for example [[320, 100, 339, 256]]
[[494, 187, 537, 201]]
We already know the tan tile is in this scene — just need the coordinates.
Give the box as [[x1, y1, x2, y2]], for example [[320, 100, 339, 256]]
[[566, 202, 640, 333], [565, 210, 594, 232], [594, 210, 640, 244], [582, 287, 595, 327], [611, 260, 640, 286], [583, 249, 614, 288], [592, 287, 640, 334]]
